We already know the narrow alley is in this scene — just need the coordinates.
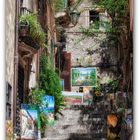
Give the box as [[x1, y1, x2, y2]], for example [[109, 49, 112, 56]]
[[5, 0, 133, 140], [44, 103, 107, 140]]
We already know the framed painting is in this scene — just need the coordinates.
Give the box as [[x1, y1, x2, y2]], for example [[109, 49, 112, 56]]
[[72, 67, 97, 87]]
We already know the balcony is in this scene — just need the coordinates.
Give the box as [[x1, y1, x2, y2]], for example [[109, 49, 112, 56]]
[[20, 7, 32, 16], [19, 7, 46, 50]]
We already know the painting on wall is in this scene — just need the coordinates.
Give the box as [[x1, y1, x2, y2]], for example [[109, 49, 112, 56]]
[[41, 95, 55, 126], [62, 91, 83, 104], [20, 104, 38, 139], [72, 67, 97, 87], [82, 87, 94, 104], [41, 95, 55, 109], [64, 95, 83, 104]]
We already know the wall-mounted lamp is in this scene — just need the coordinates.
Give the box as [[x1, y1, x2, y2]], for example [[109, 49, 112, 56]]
[[69, 9, 80, 25]]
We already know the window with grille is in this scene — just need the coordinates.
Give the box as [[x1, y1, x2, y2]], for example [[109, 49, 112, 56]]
[[6, 82, 12, 120]]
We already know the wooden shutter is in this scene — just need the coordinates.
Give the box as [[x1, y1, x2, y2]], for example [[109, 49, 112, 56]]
[[61, 52, 71, 91]]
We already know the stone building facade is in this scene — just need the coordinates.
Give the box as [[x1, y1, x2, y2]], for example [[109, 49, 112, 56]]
[[64, 0, 118, 91], [6, 0, 57, 138], [5, 0, 16, 121]]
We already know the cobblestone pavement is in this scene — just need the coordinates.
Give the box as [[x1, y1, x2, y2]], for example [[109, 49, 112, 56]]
[[43, 102, 107, 140]]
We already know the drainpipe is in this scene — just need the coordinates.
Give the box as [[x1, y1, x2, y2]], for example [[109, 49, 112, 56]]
[[13, 0, 19, 136]]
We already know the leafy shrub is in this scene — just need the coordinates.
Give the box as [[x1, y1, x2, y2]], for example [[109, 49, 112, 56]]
[[30, 88, 47, 134], [39, 55, 65, 116], [31, 88, 46, 106], [54, 0, 65, 12], [40, 112, 48, 134]]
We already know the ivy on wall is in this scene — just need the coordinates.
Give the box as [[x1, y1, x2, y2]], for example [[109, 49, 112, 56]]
[[39, 55, 65, 116], [30, 54, 65, 133], [98, 0, 128, 30], [54, 0, 65, 12], [79, 0, 128, 37], [31, 54, 65, 115]]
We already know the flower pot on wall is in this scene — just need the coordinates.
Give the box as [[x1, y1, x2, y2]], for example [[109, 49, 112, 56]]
[[19, 21, 30, 37]]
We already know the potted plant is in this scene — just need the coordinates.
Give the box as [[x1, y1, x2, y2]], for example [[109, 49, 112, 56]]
[[19, 20, 30, 36], [6, 120, 14, 140], [19, 13, 46, 48]]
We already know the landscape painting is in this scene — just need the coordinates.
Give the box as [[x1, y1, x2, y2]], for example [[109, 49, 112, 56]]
[[62, 91, 83, 104], [41, 95, 55, 126], [72, 67, 96, 86], [41, 95, 55, 109]]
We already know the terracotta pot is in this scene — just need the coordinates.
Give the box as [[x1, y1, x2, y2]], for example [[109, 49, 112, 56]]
[[107, 114, 118, 127]]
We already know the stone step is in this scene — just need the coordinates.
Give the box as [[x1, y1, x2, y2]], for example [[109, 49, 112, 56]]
[[45, 125, 107, 134], [42, 134, 71, 140], [68, 133, 107, 139], [43, 133, 107, 140], [79, 119, 105, 123], [45, 103, 108, 140]]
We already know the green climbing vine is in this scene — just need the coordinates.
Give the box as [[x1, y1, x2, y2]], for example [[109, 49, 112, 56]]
[[31, 88, 47, 134], [53, 0, 65, 12], [99, 0, 128, 30], [79, 0, 128, 37], [79, 21, 112, 37], [39, 55, 65, 116], [30, 54, 64, 133], [99, 0, 128, 17]]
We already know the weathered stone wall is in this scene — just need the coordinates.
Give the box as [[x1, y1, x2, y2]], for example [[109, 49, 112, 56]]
[[5, 0, 16, 92], [65, 0, 118, 91], [21, 0, 38, 12]]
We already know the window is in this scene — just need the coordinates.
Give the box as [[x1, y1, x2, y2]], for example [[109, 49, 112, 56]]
[[89, 10, 99, 27], [6, 82, 12, 120]]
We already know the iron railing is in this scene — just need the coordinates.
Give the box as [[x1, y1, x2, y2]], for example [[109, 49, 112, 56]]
[[20, 7, 32, 16]]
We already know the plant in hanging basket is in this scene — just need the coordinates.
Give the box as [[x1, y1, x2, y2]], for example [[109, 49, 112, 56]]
[[19, 13, 46, 47], [19, 20, 30, 37]]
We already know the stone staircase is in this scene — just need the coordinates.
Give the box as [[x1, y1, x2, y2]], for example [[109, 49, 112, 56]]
[[43, 103, 107, 140]]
